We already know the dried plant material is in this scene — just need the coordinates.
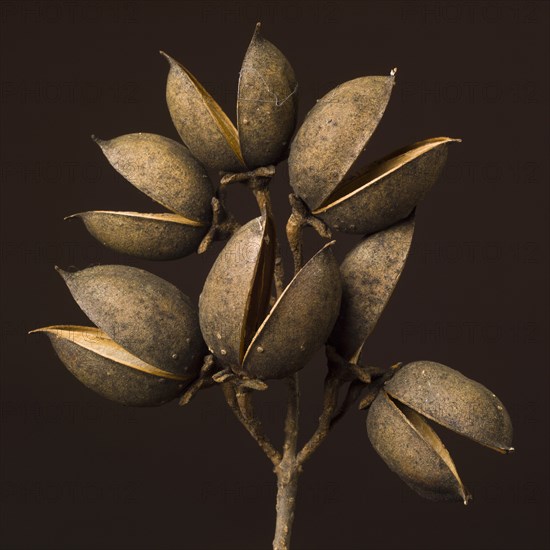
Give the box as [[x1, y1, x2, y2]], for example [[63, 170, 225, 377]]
[[367, 391, 470, 503], [94, 133, 213, 223], [289, 75, 395, 210], [313, 137, 459, 234], [68, 211, 207, 260], [329, 216, 415, 363], [31, 326, 190, 406], [385, 361, 514, 452]]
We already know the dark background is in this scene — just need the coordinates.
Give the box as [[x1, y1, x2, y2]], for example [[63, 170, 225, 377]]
[[1, 1, 548, 549]]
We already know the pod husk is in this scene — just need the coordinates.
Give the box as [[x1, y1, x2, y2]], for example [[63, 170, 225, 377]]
[[329, 216, 415, 363], [289, 75, 395, 210], [243, 242, 341, 380], [237, 23, 298, 168], [199, 216, 274, 370], [32, 326, 189, 406], [69, 211, 207, 261], [57, 265, 205, 376], [163, 52, 246, 172], [95, 133, 213, 223], [367, 390, 469, 503], [313, 137, 457, 234], [385, 361, 513, 453]]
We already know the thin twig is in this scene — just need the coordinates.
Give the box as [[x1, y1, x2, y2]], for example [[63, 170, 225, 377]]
[[282, 374, 300, 458]]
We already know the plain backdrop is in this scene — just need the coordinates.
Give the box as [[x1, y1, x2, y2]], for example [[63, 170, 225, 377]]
[[1, 1, 549, 549]]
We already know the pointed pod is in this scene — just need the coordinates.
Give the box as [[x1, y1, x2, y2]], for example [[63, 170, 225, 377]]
[[385, 361, 513, 453], [367, 390, 470, 503], [68, 211, 208, 261], [32, 326, 191, 406], [329, 216, 415, 363], [94, 133, 213, 223], [313, 137, 458, 234], [162, 52, 246, 172], [243, 241, 341, 379], [237, 22, 298, 168], [57, 265, 205, 376], [289, 75, 395, 210]]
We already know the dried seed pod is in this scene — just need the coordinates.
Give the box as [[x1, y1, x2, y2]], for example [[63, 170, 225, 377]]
[[289, 75, 395, 210], [385, 361, 513, 452], [199, 217, 341, 379], [237, 22, 298, 168], [57, 265, 205, 376], [367, 390, 470, 503], [313, 137, 458, 234], [32, 326, 191, 406], [68, 211, 207, 261], [94, 133, 213, 224], [329, 216, 415, 363]]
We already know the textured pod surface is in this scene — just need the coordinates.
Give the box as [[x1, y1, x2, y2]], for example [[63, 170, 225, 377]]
[[163, 52, 246, 172], [69, 211, 207, 261], [367, 391, 469, 503], [314, 137, 457, 234], [329, 216, 415, 362], [237, 23, 298, 168], [244, 242, 341, 380], [289, 75, 395, 210], [58, 265, 204, 376], [385, 361, 513, 452], [95, 133, 213, 223], [199, 217, 274, 370], [33, 326, 189, 406]]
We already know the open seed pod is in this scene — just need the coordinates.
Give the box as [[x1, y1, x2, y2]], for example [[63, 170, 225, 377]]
[[32, 265, 205, 406], [199, 216, 341, 379], [367, 361, 513, 502], [329, 215, 415, 363], [288, 74, 395, 210], [163, 23, 297, 172], [312, 137, 459, 234]]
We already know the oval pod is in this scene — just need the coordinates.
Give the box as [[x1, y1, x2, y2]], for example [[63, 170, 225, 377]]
[[289, 75, 395, 210], [243, 242, 341, 380], [313, 137, 458, 234], [94, 133, 213, 223], [329, 216, 415, 363], [162, 52, 246, 172], [237, 23, 298, 168], [367, 390, 470, 503], [68, 211, 207, 261], [32, 326, 190, 406], [385, 361, 513, 453], [57, 265, 205, 377]]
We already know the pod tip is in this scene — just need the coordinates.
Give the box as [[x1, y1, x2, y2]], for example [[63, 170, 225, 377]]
[[390, 67, 398, 77]]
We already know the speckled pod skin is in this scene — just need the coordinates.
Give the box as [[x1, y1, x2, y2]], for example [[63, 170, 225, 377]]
[[288, 75, 395, 210], [367, 391, 469, 503], [244, 242, 341, 380], [70, 211, 207, 261], [238, 23, 298, 168], [38, 327, 188, 406], [58, 265, 205, 377], [385, 361, 513, 452], [314, 138, 456, 234], [329, 216, 415, 362], [94, 133, 213, 224]]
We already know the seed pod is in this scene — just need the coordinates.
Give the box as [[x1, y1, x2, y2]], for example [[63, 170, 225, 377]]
[[31, 326, 191, 406], [313, 137, 458, 234], [199, 217, 341, 379], [237, 22, 298, 168], [57, 265, 205, 376], [289, 74, 395, 210], [367, 390, 470, 503], [385, 361, 513, 453], [68, 211, 208, 261], [94, 133, 213, 224], [329, 216, 415, 363]]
